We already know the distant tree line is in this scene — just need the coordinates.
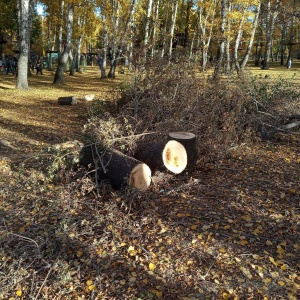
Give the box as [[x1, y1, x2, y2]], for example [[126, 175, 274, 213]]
[[0, 0, 299, 89]]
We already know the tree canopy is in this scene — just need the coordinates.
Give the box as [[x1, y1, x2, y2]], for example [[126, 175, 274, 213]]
[[0, 0, 300, 88]]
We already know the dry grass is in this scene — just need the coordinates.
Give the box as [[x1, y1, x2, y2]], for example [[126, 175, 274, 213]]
[[0, 67, 124, 160]]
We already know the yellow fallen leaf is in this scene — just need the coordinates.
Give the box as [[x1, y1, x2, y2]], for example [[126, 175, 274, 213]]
[[128, 246, 137, 256], [240, 240, 248, 245], [151, 289, 163, 297], [281, 264, 288, 271], [278, 281, 285, 286], [288, 293, 297, 300], [16, 290, 22, 297], [269, 256, 278, 266], [149, 262, 156, 271], [277, 245, 285, 255], [86, 280, 93, 286], [222, 292, 231, 300], [190, 225, 198, 230], [76, 250, 83, 257], [88, 284, 95, 290]]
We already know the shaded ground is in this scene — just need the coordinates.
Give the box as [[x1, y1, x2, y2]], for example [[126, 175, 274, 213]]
[[0, 67, 299, 299]]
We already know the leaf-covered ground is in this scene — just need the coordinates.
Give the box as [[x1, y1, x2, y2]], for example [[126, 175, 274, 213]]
[[0, 68, 299, 300]]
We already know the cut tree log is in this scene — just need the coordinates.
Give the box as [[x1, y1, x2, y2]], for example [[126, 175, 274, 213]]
[[83, 94, 95, 101], [80, 144, 151, 191], [134, 140, 187, 174], [58, 96, 77, 105], [167, 132, 198, 170]]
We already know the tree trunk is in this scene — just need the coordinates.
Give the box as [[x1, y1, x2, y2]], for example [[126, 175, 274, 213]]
[[263, 0, 279, 70], [53, 3, 74, 84], [134, 140, 187, 174], [58, 96, 77, 105], [168, 0, 179, 59], [58, 0, 65, 55], [16, 0, 31, 90], [213, 0, 226, 79], [167, 132, 198, 171], [80, 145, 152, 191], [151, 0, 160, 57], [144, 0, 153, 59], [240, 3, 261, 71], [101, 12, 108, 78]]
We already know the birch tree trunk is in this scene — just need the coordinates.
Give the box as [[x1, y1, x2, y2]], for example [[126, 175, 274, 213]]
[[160, 2, 169, 58], [53, 3, 74, 84], [168, 0, 179, 59], [233, 4, 247, 74], [108, 1, 120, 79], [58, 0, 65, 56], [263, 0, 279, 70], [213, 0, 227, 79], [240, 3, 261, 71], [16, 0, 31, 90], [101, 11, 108, 78], [151, 0, 160, 57], [197, 0, 216, 71], [144, 0, 153, 59]]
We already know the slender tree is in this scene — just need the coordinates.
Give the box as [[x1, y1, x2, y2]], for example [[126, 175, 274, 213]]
[[168, 0, 179, 58], [213, 0, 227, 79]]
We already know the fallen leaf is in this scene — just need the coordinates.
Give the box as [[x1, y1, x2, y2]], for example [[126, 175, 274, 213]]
[[149, 262, 156, 271]]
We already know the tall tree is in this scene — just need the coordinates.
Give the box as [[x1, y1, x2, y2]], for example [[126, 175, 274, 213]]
[[213, 0, 227, 79], [195, 0, 217, 71], [233, 1, 261, 74], [168, 0, 179, 58], [53, 2, 74, 84], [262, 0, 280, 69], [144, 0, 153, 59], [16, 0, 32, 89]]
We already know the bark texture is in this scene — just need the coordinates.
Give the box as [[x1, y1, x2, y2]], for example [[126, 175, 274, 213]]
[[80, 144, 151, 191], [58, 96, 77, 105]]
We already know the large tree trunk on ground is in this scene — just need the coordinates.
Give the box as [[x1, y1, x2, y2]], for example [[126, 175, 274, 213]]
[[134, 140, 187, 174], [80, 145, 152, 191], [167, 132, 198, 171]]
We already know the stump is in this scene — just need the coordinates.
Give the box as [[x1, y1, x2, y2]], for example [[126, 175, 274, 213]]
[[58, 96, 77, 105], [134, 140, 187, 174], [167, 132, 198, 171], [80, 144, 152, 191]]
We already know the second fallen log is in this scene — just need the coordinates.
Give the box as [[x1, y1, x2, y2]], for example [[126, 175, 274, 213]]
[[167, 132, 198, 170], [134, 140, 187, 174], [58, 96, 77, 105], [79, 144, 152, 191]]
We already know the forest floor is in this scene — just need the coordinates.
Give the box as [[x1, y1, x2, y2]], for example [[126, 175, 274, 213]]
[[0, 65, 299, 300]]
